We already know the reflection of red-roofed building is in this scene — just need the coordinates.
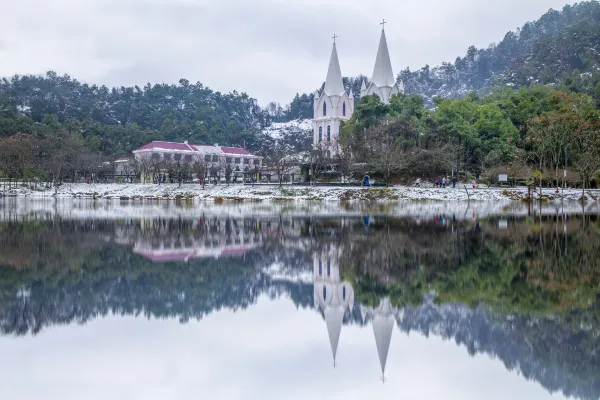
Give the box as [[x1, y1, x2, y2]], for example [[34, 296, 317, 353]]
[[131, 227, 262, 263]]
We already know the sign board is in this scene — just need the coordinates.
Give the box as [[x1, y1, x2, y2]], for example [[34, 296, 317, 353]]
[[498, 174, 508, 182]]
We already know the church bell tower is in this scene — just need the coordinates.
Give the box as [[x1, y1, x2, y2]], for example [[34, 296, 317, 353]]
[[313, 36, 354, 154]]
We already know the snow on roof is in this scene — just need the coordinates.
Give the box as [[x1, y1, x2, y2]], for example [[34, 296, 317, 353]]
[[133, 141, 261, 157], [134, 141, 194, 152]]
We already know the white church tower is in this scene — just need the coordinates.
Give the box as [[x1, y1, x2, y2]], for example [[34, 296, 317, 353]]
[[313, 245, 355, 367], [313, 36, 354, 152], [361, 20, 404, 104]]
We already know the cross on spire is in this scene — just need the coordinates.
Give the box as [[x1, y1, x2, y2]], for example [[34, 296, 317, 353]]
[[380, 19, 387, 30], [332, 34, 338, 44]]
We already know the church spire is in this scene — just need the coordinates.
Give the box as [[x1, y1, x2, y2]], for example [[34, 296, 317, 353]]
[[371, 24, 396, 88], [370, 298, 395, 379], [324, 306, 345, 366], [323, 40, 345, 97]]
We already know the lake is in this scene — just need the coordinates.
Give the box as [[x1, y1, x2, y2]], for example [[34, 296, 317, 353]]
[[0, 199, 599, 400]]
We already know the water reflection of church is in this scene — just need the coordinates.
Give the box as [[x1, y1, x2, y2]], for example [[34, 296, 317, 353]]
[[313, 245, 398, 379]]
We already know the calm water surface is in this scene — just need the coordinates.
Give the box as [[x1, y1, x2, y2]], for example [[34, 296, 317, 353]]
[[0, 199, 599, 400]]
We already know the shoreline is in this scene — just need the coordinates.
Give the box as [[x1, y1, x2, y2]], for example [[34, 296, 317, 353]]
[[0, 182, 598, 203]]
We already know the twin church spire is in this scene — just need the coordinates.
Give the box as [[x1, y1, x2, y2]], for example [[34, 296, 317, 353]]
[[323, 42, 346, 97], [313, 21, 403, 151]]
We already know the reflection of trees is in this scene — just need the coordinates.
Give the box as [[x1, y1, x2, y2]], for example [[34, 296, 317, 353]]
[[0, 215, 599, 399], [397, 298, 600, 400]]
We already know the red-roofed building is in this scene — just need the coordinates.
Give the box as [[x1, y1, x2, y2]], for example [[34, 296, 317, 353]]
[[132, 140, 263, 183]]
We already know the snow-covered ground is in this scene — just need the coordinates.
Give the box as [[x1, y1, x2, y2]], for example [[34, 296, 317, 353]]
[[262, 119, 312, 139], [1, 182, 598, 203]]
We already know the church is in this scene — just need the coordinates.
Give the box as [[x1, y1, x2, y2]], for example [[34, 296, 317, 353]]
[[313, 22, 404, 153]]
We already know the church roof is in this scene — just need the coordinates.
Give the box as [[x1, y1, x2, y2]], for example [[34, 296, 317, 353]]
[[323, 43, 346, 97], [368, 298, 395, 376], [324, 306, 345, 364], [371, 29, 396, 88]]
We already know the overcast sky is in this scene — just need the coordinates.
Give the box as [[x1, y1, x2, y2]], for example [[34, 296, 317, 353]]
[[0, 0, 578, 105]]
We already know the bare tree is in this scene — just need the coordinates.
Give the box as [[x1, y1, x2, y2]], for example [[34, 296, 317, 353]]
[[267, 143, 293, 186], [40, 129, 86, 194], [573, 120, 600, 198], [0, 134, 35, 189], [136, 153, 154, 184], [306, 143, 327, 184], [193, 158, 210, 189], [367, 122, 407, 186], [225, 164, 233, 186]]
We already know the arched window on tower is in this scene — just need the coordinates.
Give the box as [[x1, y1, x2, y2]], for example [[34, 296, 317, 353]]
[[319, 262, 322, 276], [318, 127, 322, 143], [343, 286, 346, 300], [343, 102, 346, 116], [323, 287, 327, 301], [323, 102, 327, 116], [327, 262, 331, 277], [327, 126, 331, 141]]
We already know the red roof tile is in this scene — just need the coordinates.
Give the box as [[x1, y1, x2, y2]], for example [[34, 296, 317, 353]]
[[221, 147, 251, 155]]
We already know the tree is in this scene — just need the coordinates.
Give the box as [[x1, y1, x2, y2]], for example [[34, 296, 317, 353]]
[[266, 143, 293, 186], [306, 144, 327, 184], [367, 121, 406, 186], [0, 134, 35, 188], [39, 129, 86, 194], [572, 119, 600, 198], [225, 164, 233, 186], [193, 158, 210, 189]]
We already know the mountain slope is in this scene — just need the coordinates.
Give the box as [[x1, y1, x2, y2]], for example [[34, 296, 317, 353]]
[[399, 1, 600, 105]]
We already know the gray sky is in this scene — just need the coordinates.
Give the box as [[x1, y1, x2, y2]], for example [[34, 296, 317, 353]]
[[0, 0, 578, 105], [0, 295, 565, 400]]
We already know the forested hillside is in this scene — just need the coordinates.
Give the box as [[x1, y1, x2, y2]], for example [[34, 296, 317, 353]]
[[400, 1, 600, 106], [0, 74, 271, 155]]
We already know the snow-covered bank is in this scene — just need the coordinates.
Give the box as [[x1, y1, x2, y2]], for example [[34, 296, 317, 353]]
[[1, 182, 598, 203]]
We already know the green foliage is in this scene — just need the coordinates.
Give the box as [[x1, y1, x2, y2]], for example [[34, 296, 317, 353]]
[[0, 73, 271, 157]]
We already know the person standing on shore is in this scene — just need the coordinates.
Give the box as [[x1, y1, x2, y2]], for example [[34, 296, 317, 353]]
[[452, 176, 457, 188]]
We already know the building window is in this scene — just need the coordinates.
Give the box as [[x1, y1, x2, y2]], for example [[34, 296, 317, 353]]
[[204, 155, 211, 162], [212, 155, 219, 162], [253, 159, 259, 166], [174, 154, 182, 161], [164, 153, 171, 161], [318, 127, 322, 143], [244, 159, 249, 164], [235, 158, 241, 164], [184, 154, 193, 162], [323, 287, 327, 301], [343, 286, 346, 300], [327, 126, 331, 141], [226, 157, 232, 164], [152, 153, 160, 159], [327, 262, 330, 277], [319, 262, 322, 276], [323, 102, 327, 116], [343, 102, 346, 116]]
